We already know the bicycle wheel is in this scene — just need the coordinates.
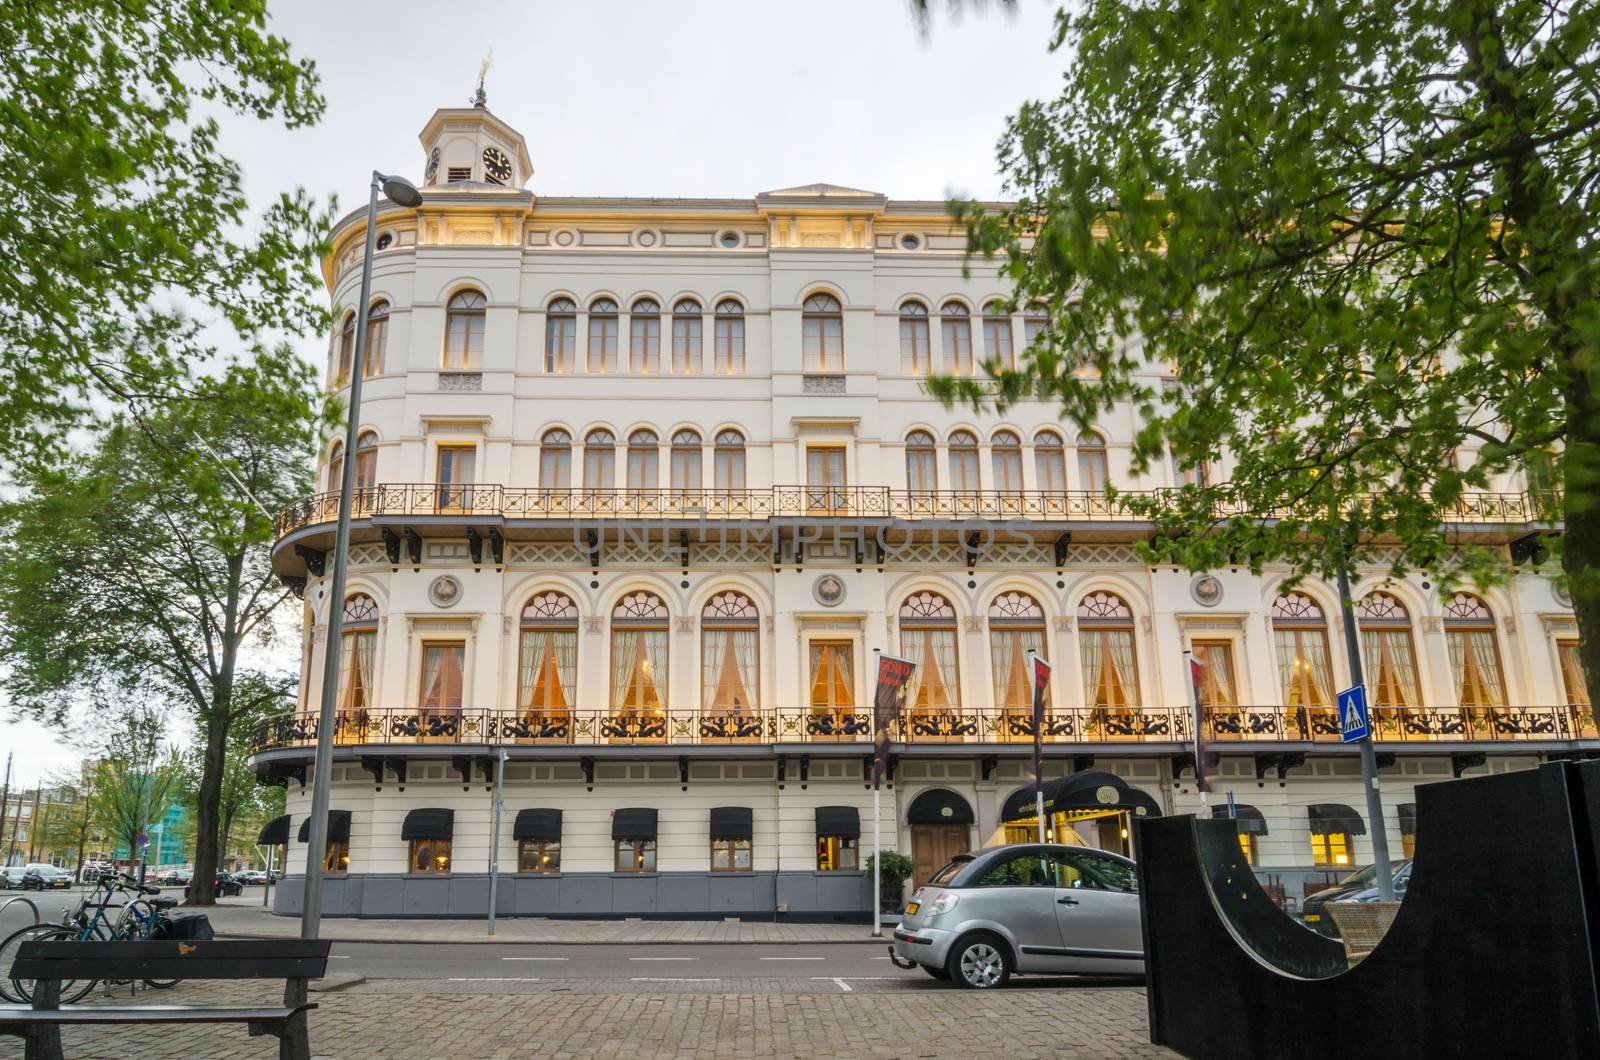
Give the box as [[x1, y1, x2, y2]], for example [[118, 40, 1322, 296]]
[[7, 926, 97, 1005], [143, 977, 182, 989], [0, 923, 59, 1003]]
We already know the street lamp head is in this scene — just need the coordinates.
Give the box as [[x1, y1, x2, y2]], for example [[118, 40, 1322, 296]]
[[380, 174, 424, 209]]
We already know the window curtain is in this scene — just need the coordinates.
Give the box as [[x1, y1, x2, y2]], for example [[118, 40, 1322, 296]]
[[1560, 642, 1589, 706], [1107, 630, 1139, 706], [353, 631, 375, 709], [992, 629, 1043, 708], [420, 645, 463, 711], [642, 630, 669, 709], [1363, 630, 1420, 707], [732, 629, 758, 712], [703, 629, 758, 713], [1275, 630, 1332, 706], [904, 629, 958, 709], [1080, 630, 1107, 707], [1198, 643, 1235, 705], [610, 631, 639, 711], [519, 631, 577, 710], [1452, 630, 1506, 706], [810, 644, 852, 708]]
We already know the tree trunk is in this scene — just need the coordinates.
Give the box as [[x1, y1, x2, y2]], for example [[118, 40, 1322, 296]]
[[186, 712, 229, 906]]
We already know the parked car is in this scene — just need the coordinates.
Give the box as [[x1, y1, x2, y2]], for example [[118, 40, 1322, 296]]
[[892, 844, 1143, 989], [1301, 860, 1413, 937], [185, 872, 243, 897], [0, 865, 27, 889], [21, 864, 74, 890], [235, 870, 268, 885], [79, 864, 112, 885], [157, 868, 192, 886]]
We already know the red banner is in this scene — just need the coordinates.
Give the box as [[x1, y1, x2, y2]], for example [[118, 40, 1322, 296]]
[[873, 653, 915, 790]]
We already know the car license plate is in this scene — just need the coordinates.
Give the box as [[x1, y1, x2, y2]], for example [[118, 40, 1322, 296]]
[[905, 902, 919, 916], [1303, 913, 1320, 922]]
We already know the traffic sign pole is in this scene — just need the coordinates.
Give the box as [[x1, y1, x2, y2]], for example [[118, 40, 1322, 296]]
[[1335, 545, 1396, 901]]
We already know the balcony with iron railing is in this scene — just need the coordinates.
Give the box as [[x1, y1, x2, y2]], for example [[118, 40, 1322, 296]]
[[247, 702, 1597, 756]]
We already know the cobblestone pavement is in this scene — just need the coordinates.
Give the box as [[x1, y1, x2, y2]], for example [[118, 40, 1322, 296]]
[[0, 977, 1173, 1059]]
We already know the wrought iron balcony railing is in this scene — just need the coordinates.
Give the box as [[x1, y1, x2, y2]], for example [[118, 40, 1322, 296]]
[[247, 702, 1596, 755], [271, 484, 1556, 540]]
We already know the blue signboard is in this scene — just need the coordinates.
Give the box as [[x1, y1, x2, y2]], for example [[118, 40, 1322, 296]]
[[1337, 684, 1370, 743]]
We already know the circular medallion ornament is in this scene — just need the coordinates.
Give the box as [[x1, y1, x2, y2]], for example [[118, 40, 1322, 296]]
[[428, 575, 462, 608], [1096, 784, 1120, 806], [1553, 580, 1573, 608], [940, 806, 953, 818], [1190, 574, 1223, 607], [812, 574, 846, 607]]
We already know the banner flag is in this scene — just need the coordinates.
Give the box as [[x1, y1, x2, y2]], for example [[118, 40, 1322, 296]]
[[873, 653, 915, 790], [1188, 652, 1213, 793], [1028, 651, 1053, 792]]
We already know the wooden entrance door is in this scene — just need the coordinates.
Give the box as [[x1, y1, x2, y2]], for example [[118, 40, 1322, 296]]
[[911, 824, 970, 888]]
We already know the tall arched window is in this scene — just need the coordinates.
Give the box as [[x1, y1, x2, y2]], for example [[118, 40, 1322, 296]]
[[899, 301, 931, 374], [671, 299, 702, 373], [588, 298, 619, 373], [1022, 303, 1048, 348], [714, 300, 745, 374], [1272, 593, 1333, 707], [353, 431, 378, 513], [713, 429, 746, 496], [540, 429, 572, 496], [1034, 431, 1066, 495], [336, 593, 379, 718], [703, 592, 759, 715], [1077, 430, 1109, 493], [611, 592, 670, 730], [334, 312, 356, 387], [905, 430, 937, 497], [326, 440, 345, 493], [802, 293, 843, 371], [1358, 592, 1421, 708], [1444, 593, 1506, 707], [949, 430, 980, 496], [545, 298, 576, 373], [364, 301, 389, 378], [991, 430, 1023, 498], [630, 298, 661, 373], [518, 592, 578, 724], [627, 429, 659, 494], [900, 591, 960, 714], [1078, 591, 1139, 708], [671, 429, 702, 496], [583, 429, 615, 491], [940, 301, 973, 376], [990, 592, 1046, 718], [443, 290, 486, 370], [983, 301, 1013, 369]]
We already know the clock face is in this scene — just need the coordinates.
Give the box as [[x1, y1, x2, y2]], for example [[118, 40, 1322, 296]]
[[425, 147, 440, 183], [482, 146, 512, 184]]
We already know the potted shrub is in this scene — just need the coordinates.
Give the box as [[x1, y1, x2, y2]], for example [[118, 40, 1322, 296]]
[[865, 851, 917, 914]]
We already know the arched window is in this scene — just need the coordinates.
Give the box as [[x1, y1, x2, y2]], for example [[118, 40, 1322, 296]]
[[900, 591, 960, 713], [335, 593, 378, 715], [364, 300, 389, 378], [1034, 431, 1066, 494], [702, 592, 759, 714], [949, 430, 980, 496], [671, 299, 702, 373], [540, 429, 572, 495], [714, 300, 745, 374], [1357, 592, 1421, 708], [1444, 593, 1506, 707], [627, 429, 659, 493], [713, 429, 746, 495], [334, 312, 356, 387], [983, 301, 1013, 369], [899, 301, 931, 374], [588, 298, 619, 373], [630, 298, 661, 374], [671, 429, 702, 495], [354, 431, 378, 507], [1077, 430, 1109, 493], [1272, 592, 1332, 707], [802, 293, 843, 371], [1078, 592, 1139, 708], [545, 298, 576, 373], [327, 439, 345, 493], [990, 592, 1046, 715], [1022, 303, 1048, 348], [905, 430, 937, 497], [518, 592, 578, 721], [611, 592, 669, 725], [583, 429, 615, 491], [940, 301, 973, 376], [991, 430, 1023, 497], [443, 290, 486, 370]]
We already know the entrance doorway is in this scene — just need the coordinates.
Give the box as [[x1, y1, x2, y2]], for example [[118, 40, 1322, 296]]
[[911, 824, 969, 888]]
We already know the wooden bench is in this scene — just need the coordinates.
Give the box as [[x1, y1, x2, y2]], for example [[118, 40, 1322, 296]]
[[0, 938, 331, 1060]]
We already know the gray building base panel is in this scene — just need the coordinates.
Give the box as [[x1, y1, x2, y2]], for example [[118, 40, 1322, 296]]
[[271, 871, 873, 921]]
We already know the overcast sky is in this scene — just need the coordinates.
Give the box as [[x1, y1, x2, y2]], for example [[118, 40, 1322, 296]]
[[1, 0, 1068, 789]]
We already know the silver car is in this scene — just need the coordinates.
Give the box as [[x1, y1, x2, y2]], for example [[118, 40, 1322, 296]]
[[892, 843, 1144, 988]]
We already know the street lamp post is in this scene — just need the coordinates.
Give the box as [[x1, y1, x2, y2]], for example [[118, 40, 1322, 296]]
[[301, 171, 423, 940]]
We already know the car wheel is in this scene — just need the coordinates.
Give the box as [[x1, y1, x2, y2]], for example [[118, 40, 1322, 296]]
[[948, 933, 1011, 989], [922, 965, 951, 980]]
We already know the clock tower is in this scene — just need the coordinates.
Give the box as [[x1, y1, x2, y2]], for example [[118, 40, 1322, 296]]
[[417, 100, 532, 190]]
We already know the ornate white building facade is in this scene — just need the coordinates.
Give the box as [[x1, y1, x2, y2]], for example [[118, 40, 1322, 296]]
[[251, 102, 1593, 919]]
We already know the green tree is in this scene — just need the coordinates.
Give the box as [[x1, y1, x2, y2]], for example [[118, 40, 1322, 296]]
[[0, 0, 330, 456], [940, 0, 1600, 702], [177, 677, 287, 871], [85, 704, 184, 870], [0, 345, 326, 903], [35, 769, 99, 877]]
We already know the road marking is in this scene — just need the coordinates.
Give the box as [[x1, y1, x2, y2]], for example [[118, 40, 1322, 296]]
[[629, 956, 697, 961], [502, 956, 568, 961], [631, 977, 721, 982], [759, 956, 825, 961], [831, 977, 853, 991], [329, 955, 350, 959], [811, 977, 901, 981], [447, 977, 540, 982]]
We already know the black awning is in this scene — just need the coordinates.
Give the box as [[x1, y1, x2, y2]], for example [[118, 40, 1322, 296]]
[[295, 810, 351, 844], [1000, 785, 1045, 823], [1309, 803, 1366, 836], [513, 809, 562, 841], [815, 806, 860, 838], [401, 808, 454, 841], [1212, 804, 1269, 835], [1042, 771, 1162, 818], [612, 807, 658, 840], [1398, 803, 1417, 835], [257, 815, 290, 845], [906, 788, 975, 825], [709, 806, 753, 840]]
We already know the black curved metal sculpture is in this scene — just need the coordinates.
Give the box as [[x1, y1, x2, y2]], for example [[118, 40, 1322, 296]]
[[1135, 759, 1600, 1058]]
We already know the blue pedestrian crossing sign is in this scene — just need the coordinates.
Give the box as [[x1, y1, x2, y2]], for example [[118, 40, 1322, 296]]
[[1337, 684, 1370, 742]]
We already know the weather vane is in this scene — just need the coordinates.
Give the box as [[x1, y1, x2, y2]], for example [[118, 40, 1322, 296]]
[[472, 50, 494, 108]]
